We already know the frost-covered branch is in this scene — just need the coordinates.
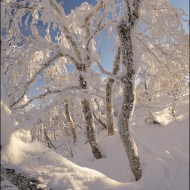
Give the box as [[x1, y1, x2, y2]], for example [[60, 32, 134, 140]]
[[136, 36, 182, 81], [49, 0, 65, 18], [95, 60, 121, 82], [11, 86, 80, 110], [84, 1, 104, 47], [9, 53, 62, 108]]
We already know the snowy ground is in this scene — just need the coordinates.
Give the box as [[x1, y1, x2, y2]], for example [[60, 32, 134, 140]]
[[1, 178, 18, 190], [1, 94, 189, 190]]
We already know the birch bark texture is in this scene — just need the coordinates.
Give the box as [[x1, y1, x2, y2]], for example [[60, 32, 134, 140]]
[[64, 98, 77, 144], [117, 0, 142, 181], [78, 68, 102, 159], [106, 48, 121, 136]]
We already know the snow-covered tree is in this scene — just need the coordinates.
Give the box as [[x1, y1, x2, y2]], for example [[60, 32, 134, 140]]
[[135, 0, 189, 120], [1, 0, 107, 159], [116, 0, 142, 181], [105, 47, 121, 136], [1, 0, 188, 182], [102, 0, 188, 181]]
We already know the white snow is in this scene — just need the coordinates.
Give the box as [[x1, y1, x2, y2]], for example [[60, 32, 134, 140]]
[[1, 101, 18, 148], [1, 94, 189, 190], [1, 179, 19, 190]]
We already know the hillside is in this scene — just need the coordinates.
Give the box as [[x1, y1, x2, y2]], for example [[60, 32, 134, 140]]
[[1, 93, 189, 190]]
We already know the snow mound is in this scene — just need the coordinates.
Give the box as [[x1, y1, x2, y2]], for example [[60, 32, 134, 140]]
[[1, 101, 18, 148], [1, 130, 138, 190], [1, 95, 189, 190]]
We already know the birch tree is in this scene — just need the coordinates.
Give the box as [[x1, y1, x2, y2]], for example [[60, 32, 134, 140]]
[[116, 0, 142, 181], [1, 0, 111, 159], [106, 47, 121, 136], [135, 0, 189, 120], [64, 98, 77, 144], [1, 0, 188, 181]]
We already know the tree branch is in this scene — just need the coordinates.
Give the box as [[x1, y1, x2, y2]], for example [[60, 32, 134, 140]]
[[95, 59, 121, 82], [136, 36, 182, 81], [10, 53, 62, 108], [11, 86, 80, 110]]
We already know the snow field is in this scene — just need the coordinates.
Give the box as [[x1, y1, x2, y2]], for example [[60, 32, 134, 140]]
[[1, 94, 189, 190]]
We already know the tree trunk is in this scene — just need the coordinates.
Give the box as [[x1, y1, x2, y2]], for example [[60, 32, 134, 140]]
[[117, 0, 142, 181], [78, 72, 102, 159], [106, 79, 115, 135], [64, 98, 77, 144], [93, 111, 107, 131], [43, 128, 56, 149], [106, 48, 120, 136], [118, 24, 141, 181]]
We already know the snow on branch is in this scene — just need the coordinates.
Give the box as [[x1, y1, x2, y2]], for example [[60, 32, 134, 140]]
[[50, 0, 65, 18], [95, 61, 121, 82], [136, 36, 182, 81], [85, 1, 104, 23], [11, 86, 80, 110], [9, 53, 62, 108]]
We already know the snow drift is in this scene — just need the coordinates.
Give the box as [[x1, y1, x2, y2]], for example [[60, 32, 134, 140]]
[[1, 94, 189, 190]]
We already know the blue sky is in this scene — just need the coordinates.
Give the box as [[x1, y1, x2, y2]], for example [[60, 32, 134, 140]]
[[171, 0, 189, 13], [63, 0, 97, 14], [64, 0, 189, 12], [62, 0, 189, 72], [66, 0, 187, 68], [23, 0, 189, 97], [63, 0, 189, 14], [62, 0, 115, 72], [20, 0, 188, 74]]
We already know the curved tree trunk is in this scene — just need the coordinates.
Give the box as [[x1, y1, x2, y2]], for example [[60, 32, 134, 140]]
[[78, 66, 102, 159], [106, 79, 115, 135], [43, 127, 56, 149], [106, 48, 121, 136], [82, 98, 102, 159], [71, 3, 103, 159], [93, 111, 107, 131], [64, 98, 77, 144], [117, 0, 142, 181]]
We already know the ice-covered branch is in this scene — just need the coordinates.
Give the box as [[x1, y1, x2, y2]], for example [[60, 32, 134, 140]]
[[9, 53, 62, 108], [11, 86, 80, 110], [136, 36, 182, 81], [84, 1, 104, 44], [28, 54, 62, 85], [50, 0, 65, 18], [85, 1, 104, 23], [95, 60, 121, 82], [86, 12, 107, 49]]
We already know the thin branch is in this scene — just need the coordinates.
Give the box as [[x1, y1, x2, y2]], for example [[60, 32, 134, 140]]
[[86, 12, 107, 49], [10, 53, 62, 108], [84, 1, 104, 48], [95, 59, 121, 82], [136, 36, 182, 81], [11, 86, 79, 110], [28, 54, 62, 86], [50, 0, 65, 18], [93, 112, 107, 130]]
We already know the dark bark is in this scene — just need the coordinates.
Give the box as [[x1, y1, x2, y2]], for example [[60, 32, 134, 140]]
[[117, 0, 142, 181], [44, 128, 56, 149], [1, 167, 44, 190], [106, 48, 121, 136], [93, 112, 107, 131], [78, 67, 102, 159], [64, 98, 77, 144]]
